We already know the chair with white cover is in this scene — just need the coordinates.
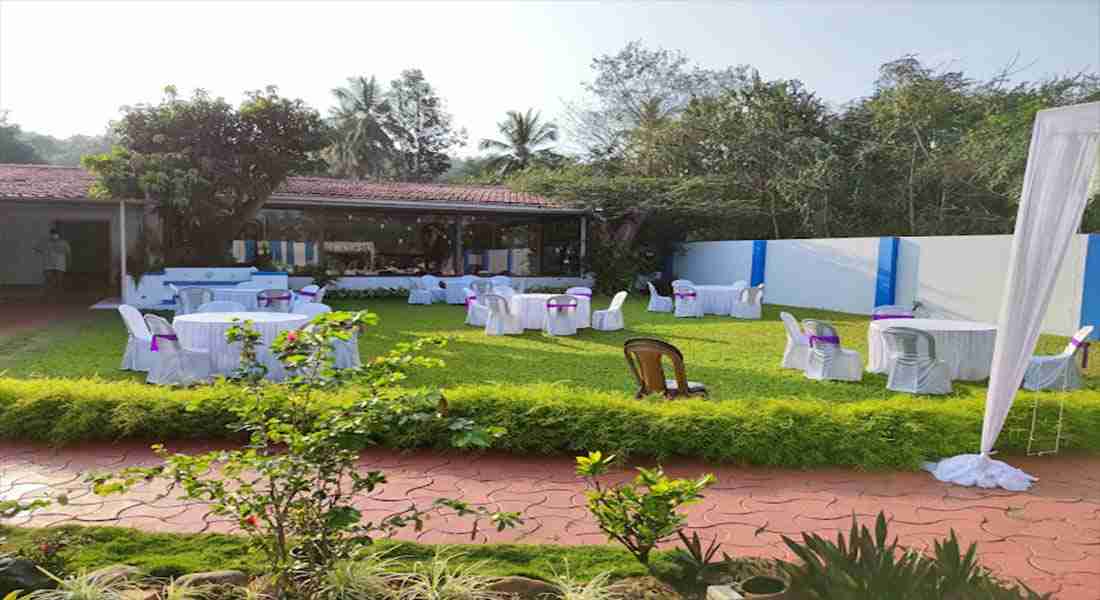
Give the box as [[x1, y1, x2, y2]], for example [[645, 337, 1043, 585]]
[[447, 276, 475, 304], [493, 285, 516, 300], [593, 291, 628, 331], [1022, 325, 1094, 391], [297, 284, 325, 303], [464, 287, 490, 327], [730, 284, 764, 320], [407, 278, 434, 305], [484, 294, 523, 336], [802, 320, 862, 382], [176, 287, 214, 316], [118, 305, 155, 372], [257, 289, 293, 313], [872, 304, 915, 321], [143, 314, 212, 386], [566, 286, 593, 298], [646, 282, 673, 313], [671, 279, 694, 288], [673, 284, 703, 318], [779, 311, 811, 371], [197, 301, 246, 313], [471, 279, 493, 299], [490, 275, 512, 289], [880, 326, 953, 395], [732, 280, 748, 290], [421, 275, 447, 303], [544, 294, 579, 336]]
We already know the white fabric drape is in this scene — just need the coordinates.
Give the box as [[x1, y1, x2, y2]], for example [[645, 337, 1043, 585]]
[[926, 103, 1100, 491]]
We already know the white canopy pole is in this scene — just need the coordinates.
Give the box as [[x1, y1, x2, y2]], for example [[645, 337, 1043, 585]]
[[119, 199, 127, 302], [926, 102, 1100, 491]]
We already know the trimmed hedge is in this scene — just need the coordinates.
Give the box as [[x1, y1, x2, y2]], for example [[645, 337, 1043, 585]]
[[1, 378, 1098, 469]]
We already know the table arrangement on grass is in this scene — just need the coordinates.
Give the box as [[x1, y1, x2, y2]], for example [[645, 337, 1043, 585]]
[[510, 293, 592, 329], [207, 288, 267, 311], [693, 284, 747, 315], [173, 312, 309, 378], [867, 318, 997, 381]]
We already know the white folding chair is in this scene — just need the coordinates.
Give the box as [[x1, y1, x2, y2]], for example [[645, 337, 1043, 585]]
[[646, 282, 673, 313], [464, 287, 490, 327], [730, 284, 764, 320], [118, 305, 155, 372], [779, 311, 811, 371], [881, 326, 953, 395], [176, 287, 214, 316], [257, 289, 293, 313], [544, 294, 578, 336], [197, 301, 246, 313], [803, 320, 862, 382], [873, 304, 915, 321], [484, 294, 523, 336], [421, 275, 447, 303], [592, 291, 628, 331], [1022, 325, 1094, 391], [143, 314, 212, 386], [673, 284, 703, 318]]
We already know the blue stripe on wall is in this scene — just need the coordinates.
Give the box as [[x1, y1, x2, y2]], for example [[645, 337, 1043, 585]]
[[1080, 234, 1100, 340], [875, 236, 900, 307], [507, 250, 513, 273], [272, 241, 283, 262], [750, 240, 767, 286], [305, 241, 314, 264], [245, 240, 257, 261]]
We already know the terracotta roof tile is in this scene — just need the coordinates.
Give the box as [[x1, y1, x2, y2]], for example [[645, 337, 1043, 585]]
[[0, 164, 567, 210]]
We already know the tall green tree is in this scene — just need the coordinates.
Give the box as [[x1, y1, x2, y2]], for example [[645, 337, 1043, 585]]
[[0, 112, 43, 164], [326, 75, 397, 179], [387, 69, 466, 181], [478, 109, 560, 177], [82, 86, 327, 265]]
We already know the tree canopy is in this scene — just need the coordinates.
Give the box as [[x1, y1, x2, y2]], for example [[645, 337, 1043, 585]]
[[478, 109, 561, 178], [0, 112, 43, 164]]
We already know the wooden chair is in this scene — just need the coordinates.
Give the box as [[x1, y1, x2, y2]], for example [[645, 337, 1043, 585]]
[[623, 337, 707, 399]]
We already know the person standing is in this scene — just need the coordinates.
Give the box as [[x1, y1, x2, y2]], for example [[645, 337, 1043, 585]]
[[36, 228, 72, 294]]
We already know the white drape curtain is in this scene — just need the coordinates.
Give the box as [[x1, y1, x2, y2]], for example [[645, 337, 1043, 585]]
[[926, 102, 1100, 491]]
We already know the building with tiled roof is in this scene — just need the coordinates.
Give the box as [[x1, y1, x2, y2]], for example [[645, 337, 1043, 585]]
[[0, 164, 588, 289]]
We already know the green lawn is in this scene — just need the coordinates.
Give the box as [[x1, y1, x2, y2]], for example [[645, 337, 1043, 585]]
[[0, 297, 1095, 406]]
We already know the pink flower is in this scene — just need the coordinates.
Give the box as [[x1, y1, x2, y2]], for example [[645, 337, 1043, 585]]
[[242, 515, 260, 528], [286, 331, 298, 343]]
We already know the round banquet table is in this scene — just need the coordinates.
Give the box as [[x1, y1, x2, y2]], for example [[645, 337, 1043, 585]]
[[694, 284, 746, 315], [509, 293, 591, 330], [867, 318, 997, 381], [173, 312, 309, 379], [210, 288, 265, 311]]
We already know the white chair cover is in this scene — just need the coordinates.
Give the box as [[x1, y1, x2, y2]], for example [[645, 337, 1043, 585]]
[[197, 301, 247, 313], [143, 314, 212, 386], [873, 304, 916, 320], [446, 276, 475, 304], [646, 282, 673, 313], [257, 289, 294, 313], [176, 287, 214, 316], [490, 275, 512, 289], [592, 291, 627, 331], [779, 311, 810, 371], [543, 294, 579, 336], [297, 285, 325, 306], [484, 294, 523, 336], [407, 279, 434, 305], [464, 287, 490, 327], [803, 320, 862, 382], [288, 303, 359, 370], [673, 284, 703, 318], [493, 285, 516, 299], [118, 305, 155, 372], [671, 279, 694, 288], [730, 284, 764, 319], [565, 287, 593, 327], [1022, 325, 1094, 391], [471, 279, 493, 298], [421, 275, 447, 303], [881, 327, 953, 395]]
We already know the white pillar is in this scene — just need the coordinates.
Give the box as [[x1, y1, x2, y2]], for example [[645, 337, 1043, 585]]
[[119, 199, 127, 301], [579, 216, 587, 275]]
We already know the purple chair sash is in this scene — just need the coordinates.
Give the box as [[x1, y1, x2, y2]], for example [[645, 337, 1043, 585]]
[[1071, 338, 1086, 348], [299, 290, 317, 298], [465, 295, 477, 308], [150, 334, 177, 352], [571, 293, 593, 298], [674, 292, 697, 299], [260, 294, 292, 306], [547, 302, 576, 312], [809, 335, 840, 347], [872, 314, 913, 320]]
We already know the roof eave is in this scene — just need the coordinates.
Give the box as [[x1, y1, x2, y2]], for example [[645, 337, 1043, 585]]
[[267, 194, 587, 215]]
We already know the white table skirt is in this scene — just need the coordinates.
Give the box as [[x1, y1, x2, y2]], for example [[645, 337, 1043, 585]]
[[510, 293, 591, 330], [173, 312, 309, 379], [694, 285, 744, 315], [867, 318, 997, 381], [212, 288, 263, 310]]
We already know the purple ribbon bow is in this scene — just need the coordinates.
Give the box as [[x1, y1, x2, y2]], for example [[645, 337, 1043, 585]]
[[1071, 338, 1086, 348], [260, 294, 292, 306], [674, 292, 696, 299], [150, 334, 177, 352], [547, 302, 576, 312], [465, 295, 477, 308], [809, 335, 840, 347], [872, 314, 913, 320]]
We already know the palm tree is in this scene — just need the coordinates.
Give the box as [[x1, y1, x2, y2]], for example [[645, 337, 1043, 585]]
[[327, 76, 398, 179], [478, 109, 560, 177]]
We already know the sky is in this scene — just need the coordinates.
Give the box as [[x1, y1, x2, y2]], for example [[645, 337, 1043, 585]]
[[1, 0, 1098, 156]]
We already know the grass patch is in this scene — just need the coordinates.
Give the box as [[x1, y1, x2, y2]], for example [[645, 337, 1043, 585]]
[[0, 298, 1097, 468]]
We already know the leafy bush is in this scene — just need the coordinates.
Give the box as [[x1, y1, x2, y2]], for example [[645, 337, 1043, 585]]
[[325, 288, 410, 301]]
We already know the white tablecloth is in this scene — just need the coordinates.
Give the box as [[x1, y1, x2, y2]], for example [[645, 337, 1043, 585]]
[[694, 285, 745, 315], [211, 288, 263, 310], [510, 293, 591, 330], [867, 318, 997, 381], [173, 312, 309, 379]]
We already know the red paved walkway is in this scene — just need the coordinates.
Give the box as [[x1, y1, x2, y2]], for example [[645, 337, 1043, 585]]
[[2, 442, 1098, 599]]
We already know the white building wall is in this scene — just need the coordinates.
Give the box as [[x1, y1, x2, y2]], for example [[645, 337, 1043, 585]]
[[896, 235, 1088, 336], [765, 237, 881, 315], [288, 275, 594, 292], [673, 241, 754, 285]]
